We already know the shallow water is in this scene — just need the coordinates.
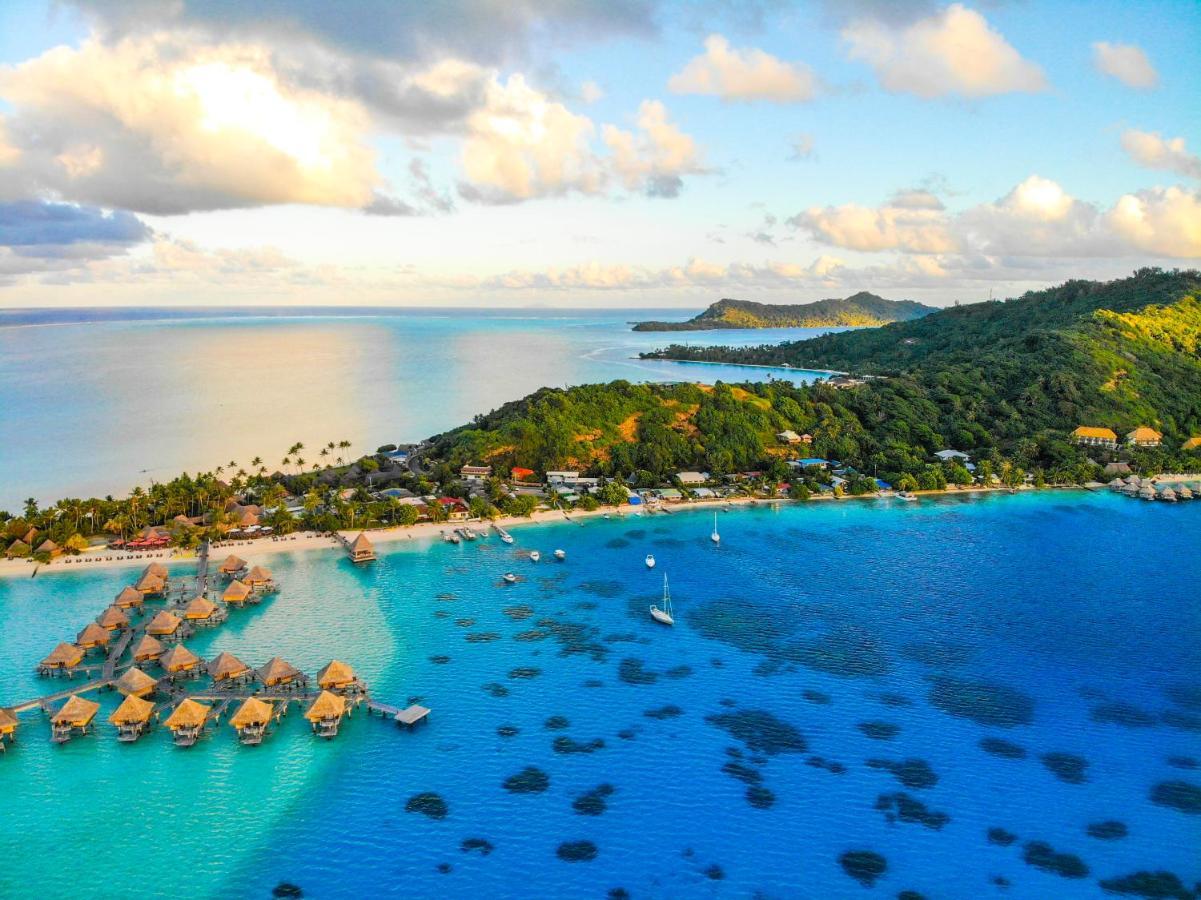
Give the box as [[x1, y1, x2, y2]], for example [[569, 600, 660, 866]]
[[1, 491, 1199, 898]]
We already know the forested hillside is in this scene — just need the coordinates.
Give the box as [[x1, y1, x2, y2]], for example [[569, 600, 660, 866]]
[[631, 292, 935, 331]]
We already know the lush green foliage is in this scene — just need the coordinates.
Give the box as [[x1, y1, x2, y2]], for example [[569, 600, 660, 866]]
[[632, 292, 936, 331]]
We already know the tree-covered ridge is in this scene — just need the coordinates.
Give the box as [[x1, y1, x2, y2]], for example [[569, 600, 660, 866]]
[[631, 292, 936, 331]]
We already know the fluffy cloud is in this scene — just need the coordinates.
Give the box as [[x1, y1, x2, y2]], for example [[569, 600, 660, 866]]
[[668, 35, 817, 103], [0, 200, 148, 249], [842, 4, 1046, 98], [0, 35, 380, 214], [1106, 187, 1201, 258], [1121, 130, 1201, 181], [602, 100, 706, 198], [789, 199, 957, 253], [1092, 41, 1158, 89]]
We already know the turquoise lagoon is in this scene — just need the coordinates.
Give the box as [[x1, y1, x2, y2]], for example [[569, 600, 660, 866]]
[[1, 490, 1199, 898]]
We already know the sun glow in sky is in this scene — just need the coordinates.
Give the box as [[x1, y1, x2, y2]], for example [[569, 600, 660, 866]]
[[0, 0, 1197, 308]]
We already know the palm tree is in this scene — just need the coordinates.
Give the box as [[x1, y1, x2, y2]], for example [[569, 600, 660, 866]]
[[251, 456, 263, 469]]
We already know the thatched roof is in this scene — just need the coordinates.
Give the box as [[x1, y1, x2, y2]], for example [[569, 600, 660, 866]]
[[304, 690, 347, 721], [52, 695, 100, 727], [349, 533, 373, 553], [257, 656, 302, 686], [96, 606, 130, 630], [41, 642, 83, 668], [207, 651, 251, 681], [182, 596, 218, 620], [223, 580, 251, 603], [76, 622, 111, 647], [115, 667, 158, 697], [114, 585, 145, 608], [131, 634, 166, 660], [229, 697, 273, 729], [109, 694, 155, 726], [142, 562, 169, 579], [218, 554, 247, 573], [164, 698, 210, 730], [0, 707, 18, 733], [146, 610, 182, 634], [36, 539, 59, 554], [315, 659, 355, 689], [135, 571, 165, 593], [244, 565, 273, 584], [5, 539, 30, 558], [159, 643, 201, 672]]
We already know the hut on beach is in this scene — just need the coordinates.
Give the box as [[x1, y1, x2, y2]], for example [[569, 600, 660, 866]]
[[164, 699, 211, 747], [146, 610, 183, 638], [348, 533, 376, 563], [158, 643, 202, 676], [217, 555, 247, 577], [304, 691, 348, 738], [4, 540, 31, 559], [96, 605, 130, 632], [114, 585, 145, 610], [40, 642, 84, 673], [131, 634, 166, 663], [76, 622, 112, 651], [109, 694, 156, 742], [51, 695, 100, 743], [229, 698, 274, 745], [208, 651, 253, 684], [182, 596, 221, 623], [115, 666, 158, 698], [315, 660, 360, 693], [243, 565, 275, 590], [35, 539, 62, 559], [257, 657, 304, 689], [223, 580, 252, 605], [0, 707, 19, 745]]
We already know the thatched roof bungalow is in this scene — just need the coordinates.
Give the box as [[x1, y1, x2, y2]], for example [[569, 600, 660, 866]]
[[4, 539, 31, 559], [305, 690, 348, 737], [158, 643, 202, 674], [41, 642, 84, 670], [131, 633, 166, 663], [207, 651, 252, 682], [217, 554, 247, 575], [52, 695, 100, 728], [95, 605, 130, 632], [164, 699, 210, 746], [349, 533, 375, 562], [76, 622, 112, 650], [142, 562, 169, 579], [146, 610, 182, 636], [230, 697, 274, 744], [315, 660, 357, 691], [182, 596, 219, 621], [109, 694, 155, 741], [35, 539, 61, 558], [257, 657, 303, 688], [0, 707, 19, 740], [134, 571, 166, 596], [114, 667, 158, 698], [223, 580, 252, 605], [243, 565, 273, 587], [113, 585, 145, 609]]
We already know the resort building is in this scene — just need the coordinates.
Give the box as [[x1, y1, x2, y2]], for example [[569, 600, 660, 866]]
[[5, 540, 31, 559], [934, 449, 971, 462], [349, 533, 376, 562], [51, 695, 100, 743], [164, 699, 211, 747], [134, 571, 166, 596], [146, 610, 183, 637], [223, 580, 252, 605], [217, 555, 247, 577], [545, 471, 580, 485], [76, 622, 111, 651], [1104, 462, 1132, 476], [113, 585, 145, 610], [230, 698, 274, 745], [316, 659, 359, 693], [676, 471, 709, 485], [207, 651, 253, 684], [1126, 427, 1162, 447], [305, 690, 348, 738], [1072, 426, 1118, 449], [114, 667, 158, 699], [243, 565, 275, 589], [95, 605, 130, 632], [436, 497, 470, 520], [459, 464, 492, 481], [257, 657, 304, 688], [1183, 436, 1201, 451], [40, 642, 84, 672], [35, 539, 61, 558], [159, 643, 202, 675], [182, 596, 221, 623], [109, 694, 155, 742], [0, 707, 20, 745], [142, 562, 169, 580], [776, 430, 803, 444], [131, 634, 166, 663]]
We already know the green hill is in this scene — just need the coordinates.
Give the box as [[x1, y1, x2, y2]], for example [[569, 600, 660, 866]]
[[631, 292, 936, 331]]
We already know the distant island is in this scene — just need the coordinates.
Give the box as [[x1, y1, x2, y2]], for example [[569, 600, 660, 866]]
[[631, 292, 937, 331]]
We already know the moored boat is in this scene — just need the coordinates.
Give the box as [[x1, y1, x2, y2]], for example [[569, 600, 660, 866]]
[[649, 573, 674, 626], [554, 549, 566, 560], [645, 554, 656, 569], [529, 550, 540, 562]]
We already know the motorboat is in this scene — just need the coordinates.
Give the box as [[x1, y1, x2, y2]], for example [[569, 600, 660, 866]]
[[645, 554, 656, 569], [503, 573, 517, 584], [554, 549, 566, 560], [529, 550, 541, 562]]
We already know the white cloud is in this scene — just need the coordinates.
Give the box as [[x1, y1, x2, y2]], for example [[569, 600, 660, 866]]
[[668, 34, 817, 103], [789, 200, 957, 253], [580, 81, 604, 104], [1121, 130, 1201, 181], [1106, 187, 1201, 258], [602, 100, 706, 198], [842, 4, 1047, 98], [1092, 41, 1158, 89]]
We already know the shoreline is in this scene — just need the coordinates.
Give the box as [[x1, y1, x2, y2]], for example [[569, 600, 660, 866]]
[[634, 356, 846, 377], [0, 485, 1055, 581]]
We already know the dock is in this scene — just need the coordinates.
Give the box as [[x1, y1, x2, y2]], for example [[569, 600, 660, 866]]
[[491, 524, 512, 542], [367, 700, 431, 728]]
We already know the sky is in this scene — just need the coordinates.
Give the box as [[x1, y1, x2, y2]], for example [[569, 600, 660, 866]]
[[0, 0, 1198, 308]]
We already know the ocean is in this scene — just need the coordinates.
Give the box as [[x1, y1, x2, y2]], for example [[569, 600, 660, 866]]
[[1, 491, 1198, 898], [0, 307, 838, 510]]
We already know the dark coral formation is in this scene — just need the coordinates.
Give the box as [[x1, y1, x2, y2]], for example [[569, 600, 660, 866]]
[[875, 792, 949, 829], [866, 758, 938, 789], [465, 632, 501, 643], [573, 784, 615, 816], [460, 838, 494, 856], [1041, 752, 1089, 784], [1091, 702, 1157, 727], [929, 676, 1034, 727], [1099, 870, 1196, 899], [644, 705, 684, 720], [839, 850, 887, 887], [1150, 780, 1201, 814], [557, 841, 598, 862], [783, 627, 892, 677], [553, 736, 605, 754], [987, 827, 1017, 846], [503, 767, 549, 793], [746, 785, 775, 809], [802, 689, 831, 704], [858, 720, 900, 740], [979, 737, 1028, 759], [544, 715, 570, 730], [482, 682, 509, 698], [618, 658, 658, 685], [878, 692, 913, 707], [705, 709, 807, 755], [496, 725, 519, 738], [405, 792, 448, 820], [1086, 820, 1128, 840], [1021, 841, 1089, 879], [503, 604, 534, 619]]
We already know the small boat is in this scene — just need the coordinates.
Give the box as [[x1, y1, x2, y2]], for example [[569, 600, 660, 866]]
[[529, 550, 541, 562], [603, 513, 610, 519], [897, 491, 917, 502], [710, 511, 720, 544], [493, 524, 514, 544], [650, 573, 674, 626], [443, 531, 460, 544], [645, 554, 656, 569], [554, 549, 566, 560], [503, 573, 517, 584]]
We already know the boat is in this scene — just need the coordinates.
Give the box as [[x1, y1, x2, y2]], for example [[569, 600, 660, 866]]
[[897, 491, 917, 501], [503, 573, 517, 584], [710, 511, 720, 544], [529, 550, 541, 562], [554, 549, 566, 560], [650, 573, 674, 626], [645, 554, 656, 569], [458, 527, 477, 541], [493, 524, 514, 544], [443, 531, 460, 544]]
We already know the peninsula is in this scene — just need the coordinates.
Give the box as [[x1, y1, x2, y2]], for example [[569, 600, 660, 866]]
[[630, 292, 937, 331]]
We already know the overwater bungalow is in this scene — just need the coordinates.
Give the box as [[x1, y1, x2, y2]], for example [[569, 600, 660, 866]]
[[158, 643, 203, 676], [223, 580, 253, 605], [96, 605, 131, 632], [134, 571, 166, 597], [50, 695, 100, 743], [243, 565, 276, 591], [40, 642, 84, 674], [131, 633, 166, 663], [315, 659, 361, 694], [229, 698, 274, 745], [142, 562, 169, 580], [113, 585, 145, 610], [182, 596, 223, 625], [208, 651, 253, 684], [348, 533, 376, 563], [115, 666, 159, 698], [146, 610, 183, 638], [163, 699, 211, 747], [304, 690, 348, 738], [217, 554, 247, 578], [0, 707, 19, 747], [76, 622, 112, 652], [257, 657, 304, 689], [109, 694, 156, 742]]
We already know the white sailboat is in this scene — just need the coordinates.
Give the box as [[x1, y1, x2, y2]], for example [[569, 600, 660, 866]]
[[645, 554, 656, 569], [710, 511, 720, 543], [650, 573, 674, 626]]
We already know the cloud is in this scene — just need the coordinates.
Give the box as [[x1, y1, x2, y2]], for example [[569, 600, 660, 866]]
[[580, 81, 604, 103], [1121, 130, 1201, 181], [668, 34, 817, 103], [0, 200, 149, 249], [788, 133, 815, 161], [789, 198, 957, 253], [842, 3, 1046, 98], [0, 35, 380, 214], [1092, 41, 1158, 89], [888, 188, 944, 210], [1106, 186, 1201, 258], [602, 100, 706, 198]]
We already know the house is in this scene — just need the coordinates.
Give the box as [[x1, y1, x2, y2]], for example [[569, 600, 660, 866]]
[[934, 449, 970, 462], [827, 375, 865, 388], [1104, 461, 1132, 476], [510, 466, 537, 482], [657, 488, 683, 501], [35, 539, 62, 558], [460, 464, 492, 481], [693, 487, 717, 499], [436, 497, 470, 520], [676, 471, 709, 485], [1072, 426, 1118, 449], [793, 458, 830, 469], [1183, 436, 1201, 451], [777, 430, 802, 444], [1126, 427, 1162, 447], [545, 471, 579, 485]]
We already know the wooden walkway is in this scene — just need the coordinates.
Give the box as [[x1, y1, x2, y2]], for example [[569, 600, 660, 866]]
[[102, 629, 134, 679], [11, 678, 112, 714]]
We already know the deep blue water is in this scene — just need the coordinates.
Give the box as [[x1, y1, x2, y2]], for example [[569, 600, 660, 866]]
[[2, 491, 1198, 898]]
